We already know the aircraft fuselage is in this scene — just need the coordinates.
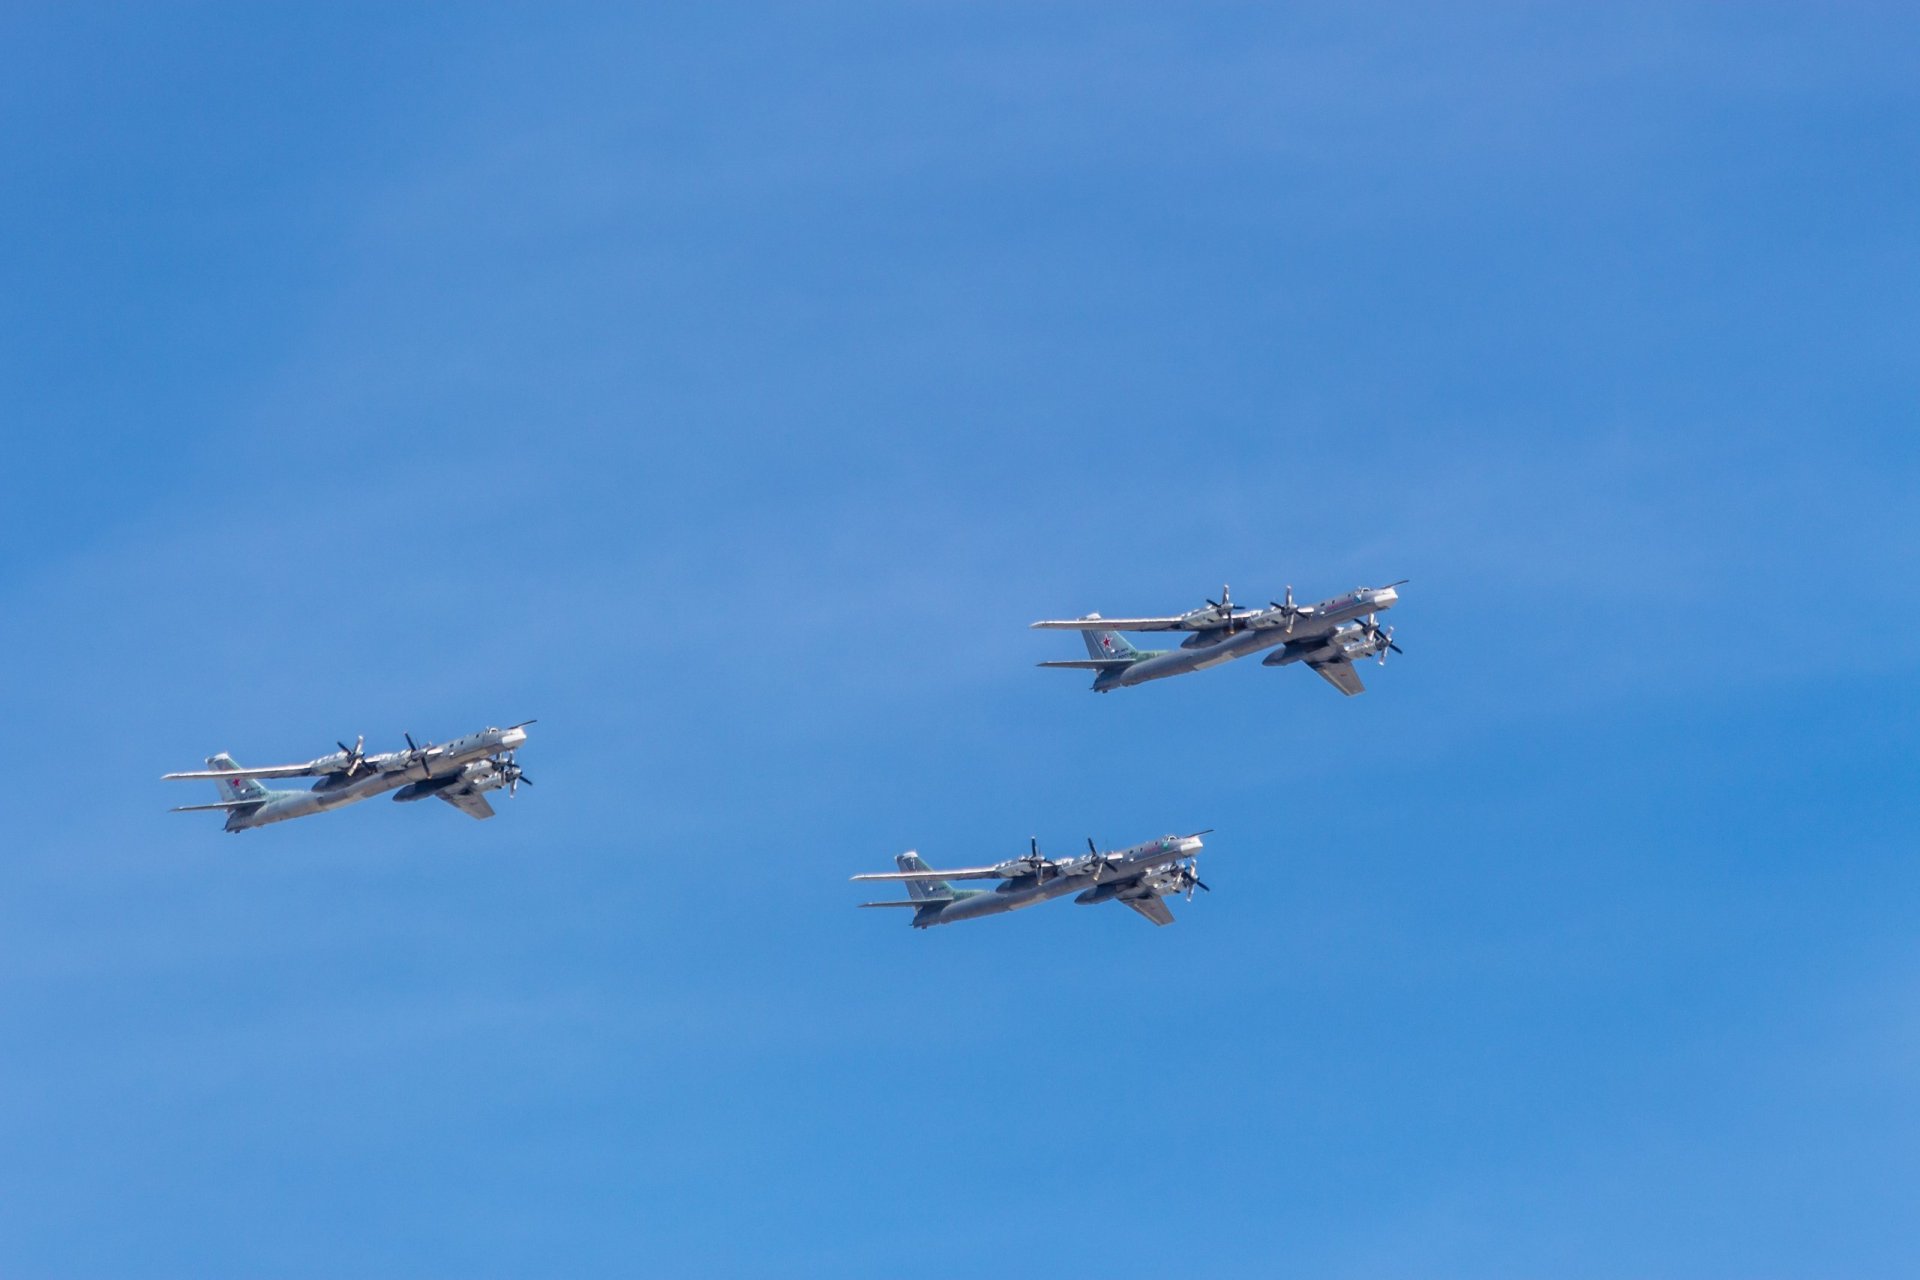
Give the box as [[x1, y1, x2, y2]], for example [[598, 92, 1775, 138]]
[[911, 834, 1203, 928], [222, 726, 528, 831], [1095, 586, 1396, 691]]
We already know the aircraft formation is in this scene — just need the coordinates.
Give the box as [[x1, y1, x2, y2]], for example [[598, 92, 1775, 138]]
[[164, 580, 1407, 930]]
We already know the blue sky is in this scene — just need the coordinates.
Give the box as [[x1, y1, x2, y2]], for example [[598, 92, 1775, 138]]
[[3, 3, 1917, 1275]]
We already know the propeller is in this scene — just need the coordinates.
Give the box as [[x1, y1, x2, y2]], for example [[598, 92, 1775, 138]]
[[1017, 837, 1051, 880], [1359, 614, 1402, 664], [1084, 836, 1113, 880], [1267, 585, 1301, 633], [495, 750, 533, 796], [1204, 584, 1239, 626], [1177, 859, 1211, 900], [402, 732, 435, 776], [333, 735, 367, 776]]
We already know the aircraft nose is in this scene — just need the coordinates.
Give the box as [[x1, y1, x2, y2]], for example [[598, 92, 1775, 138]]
[[1373, 586, 1399, 607], [502, 727, 528, 748]]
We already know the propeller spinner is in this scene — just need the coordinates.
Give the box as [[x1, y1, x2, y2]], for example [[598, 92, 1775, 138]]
[[1358, 613, 1403, 665], [1267, 584, 1300, 633], [333, 735, 368, 777]]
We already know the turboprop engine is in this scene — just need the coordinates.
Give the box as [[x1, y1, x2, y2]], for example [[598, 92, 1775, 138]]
[[392, 760, 500, 804], [1263, 620, 1394, 667]]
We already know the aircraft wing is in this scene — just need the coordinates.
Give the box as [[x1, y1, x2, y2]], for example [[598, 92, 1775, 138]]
[[1120, 894, 1177, 927], [435, 789, 496, 820], [850, 867, 1006, 882], [163, 762, 325, 780], [1031, 616, 1247, 633], [1307, 658, 1367, 697]]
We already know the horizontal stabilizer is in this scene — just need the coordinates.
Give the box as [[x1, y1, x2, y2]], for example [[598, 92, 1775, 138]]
[[1036, 659, 1134, 670], [858, 900, 942, 909], [170, 799, 268, 813]]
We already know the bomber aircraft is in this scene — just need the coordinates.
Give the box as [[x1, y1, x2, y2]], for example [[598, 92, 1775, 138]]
[[853, 831, 1211, 928], [164, 722, 534, 831], [1032, 581, 1405, 695]]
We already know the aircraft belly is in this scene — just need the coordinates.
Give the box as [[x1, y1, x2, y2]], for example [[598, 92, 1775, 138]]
[[239, 794, 324, 828], [1125, 632, 1283, 681], [938, 875, 1095, 922], [1121, 654, 1194, 685]]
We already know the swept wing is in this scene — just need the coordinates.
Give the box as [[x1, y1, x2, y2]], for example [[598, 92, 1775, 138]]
[[1308, 658, 1367, 697], [1120, 895, 1177, 927], [850, 867, 1007, 882], [1030, 614, 1250, 633], [435, 789, 496, 821], [163, 761, 329, 780]]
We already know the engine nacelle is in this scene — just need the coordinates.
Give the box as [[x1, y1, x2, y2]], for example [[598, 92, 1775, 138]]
[[392, 774, 462, 802], [1264, 620, 1378, 666], [1179, 630, 1238, 650], [463, 762, 508, 794], [1263, 642, 1329, 667], [1059, 854, 1105, 878], [1332, 627, 1388, 661], [311, 750, 353, 776]]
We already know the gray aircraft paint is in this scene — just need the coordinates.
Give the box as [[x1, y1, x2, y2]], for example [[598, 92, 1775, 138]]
[[1039, 584, 1401, 692], [167, 725, 530, 831], [855, 833, 1207, 929]]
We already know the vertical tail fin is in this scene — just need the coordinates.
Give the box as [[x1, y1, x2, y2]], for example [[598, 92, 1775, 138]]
[[897, 851, 956, 902], [207, 754, 270, 804], [1082, 624, 1140, 662]]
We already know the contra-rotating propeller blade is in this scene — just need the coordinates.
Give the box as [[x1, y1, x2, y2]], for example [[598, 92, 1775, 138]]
[[1083, 836, 1113, 879], [1182, 860, 1210, 900], [1360, 614, 1402, 663], [1268, 585, 1298, 632]]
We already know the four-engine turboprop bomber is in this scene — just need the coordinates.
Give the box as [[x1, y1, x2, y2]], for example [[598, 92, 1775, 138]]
[[163, 723, 534, 831], [853, 832, 1212, 928], [1032, 581, 1406, 696]]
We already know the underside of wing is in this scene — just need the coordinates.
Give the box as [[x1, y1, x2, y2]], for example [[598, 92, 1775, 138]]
[[1031, 616, 1199, 632], [1036, 659, 1134, 670], [435, 788, 496, 820], [850, 867, 1004, 882], [1308, 658, 1367, 696], [163, 763, 321, 780], [1120, 894, 1177, 926]]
